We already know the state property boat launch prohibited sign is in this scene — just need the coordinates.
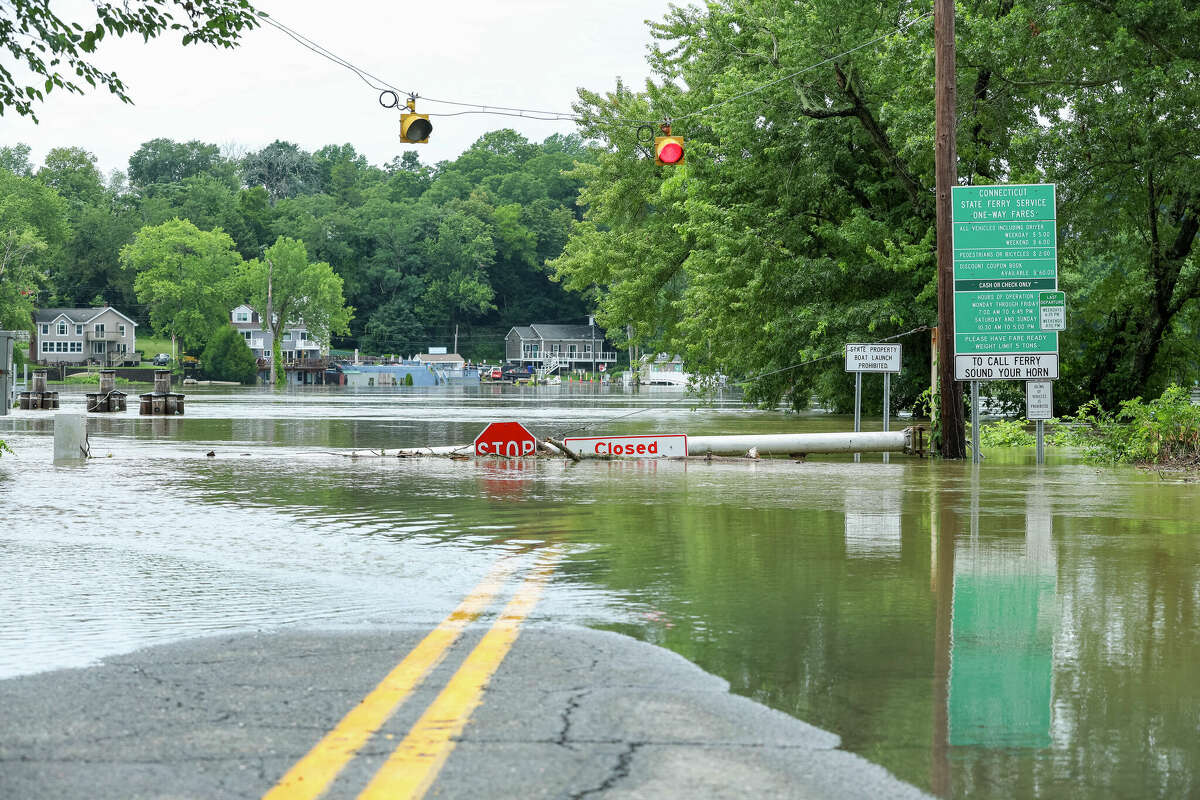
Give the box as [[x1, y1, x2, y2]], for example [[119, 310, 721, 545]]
[[952, 184, 1060, 380], [845, 343, 901, 373]]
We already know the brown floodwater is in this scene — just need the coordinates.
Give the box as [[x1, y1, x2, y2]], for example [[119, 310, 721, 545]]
[[1, 384, 1196, 799]]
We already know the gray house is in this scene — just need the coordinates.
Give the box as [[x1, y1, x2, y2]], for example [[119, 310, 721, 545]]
[[31, 307, 138, 366], [230, 304, 323, 365], [504, 318, 616, 373]]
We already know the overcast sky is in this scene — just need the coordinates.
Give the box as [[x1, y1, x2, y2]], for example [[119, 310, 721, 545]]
[[0, 0, 678, 176]]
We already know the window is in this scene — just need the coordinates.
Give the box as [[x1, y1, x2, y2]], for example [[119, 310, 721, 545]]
[[70, 342, 82, 353], [57, 322, 67, 335], [76, 325, 83, 335], [298, 331, 309, 341], [551, 343, 560, 354], [42, 341, 51, 353], [94, 323, 105, 336], [93, 342, 106, 354], [584, 344, 592, 353], [242, 331, 252, 341], [568, 344, 578, 356], [283, 331, 292, 340], [41, 324, 48, 335], [119, 324, 126, 337], [234, 310, 250, 322]]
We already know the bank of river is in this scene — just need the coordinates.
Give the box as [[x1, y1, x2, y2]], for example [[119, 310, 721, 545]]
[[1, 384, 1197, 799]]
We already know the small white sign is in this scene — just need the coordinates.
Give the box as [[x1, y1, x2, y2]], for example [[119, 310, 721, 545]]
[[1026, 381, 1054, 420], [1039, 305, 1065, 331], [563, 434, 687, 459], [845, 343, 902, 373], [955, 353, 1058, 381]]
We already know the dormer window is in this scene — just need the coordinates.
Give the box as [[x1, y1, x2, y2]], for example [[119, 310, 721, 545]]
[[57, 322, 67, 335]]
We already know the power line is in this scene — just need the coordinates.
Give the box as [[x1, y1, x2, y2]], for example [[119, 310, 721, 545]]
[[260, 11, 934, 130]]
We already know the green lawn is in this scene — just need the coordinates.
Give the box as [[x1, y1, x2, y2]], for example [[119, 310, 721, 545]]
[[136, 336, 173, 364]]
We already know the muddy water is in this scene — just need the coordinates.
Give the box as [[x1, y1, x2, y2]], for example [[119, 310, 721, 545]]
[[1, 385, 1196, 799]]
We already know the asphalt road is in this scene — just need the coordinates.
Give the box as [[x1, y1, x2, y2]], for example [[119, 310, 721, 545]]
[[0, 624, 932, 799]]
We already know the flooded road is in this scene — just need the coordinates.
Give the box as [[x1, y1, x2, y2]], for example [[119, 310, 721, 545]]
[[1, 385, 1197, 799]]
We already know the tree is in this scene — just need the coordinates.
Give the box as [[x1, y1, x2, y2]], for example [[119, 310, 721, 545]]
[[0, 144, 32, 176], [119, 219, 243, 355], [242, 236, 352, 384], [128, 138, 228, 188], [0, 1, 260, 120], [36, 147, 104, 207], [0, 169, 69, 328], [242, 141, 319, 203], [201, 325, 258, 383]]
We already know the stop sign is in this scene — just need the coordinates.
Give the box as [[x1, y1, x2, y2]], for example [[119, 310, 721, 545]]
[[474, 421, 538, 457]]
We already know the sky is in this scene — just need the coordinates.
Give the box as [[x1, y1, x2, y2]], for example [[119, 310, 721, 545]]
[[0, 0, 678, 176]]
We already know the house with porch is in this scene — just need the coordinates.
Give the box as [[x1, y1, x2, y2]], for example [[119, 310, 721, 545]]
[[31, 307, 138, 366], [504, 318, 617, 374], [230, 305, 324, 365]]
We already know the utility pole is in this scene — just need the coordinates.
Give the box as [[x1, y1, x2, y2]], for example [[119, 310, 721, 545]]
[[266, 256, 276, 386], [935, 0, 967, 458]]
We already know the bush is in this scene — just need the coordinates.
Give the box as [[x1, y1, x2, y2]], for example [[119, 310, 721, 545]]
[[978, 418, 1036, 447], [1059, 385, 1200, 466], [201, 326, 258, 384]]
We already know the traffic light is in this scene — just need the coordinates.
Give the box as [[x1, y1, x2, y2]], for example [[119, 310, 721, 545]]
[[654, 125, 684, 165], [400, 98, 432, 144]]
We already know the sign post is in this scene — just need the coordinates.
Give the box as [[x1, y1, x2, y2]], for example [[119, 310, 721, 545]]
[[845, 344, 902, 462], [1026, 381, 1053, 465]]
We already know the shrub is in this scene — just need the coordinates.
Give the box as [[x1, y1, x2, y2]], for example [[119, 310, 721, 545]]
[[979, 418, 1036, 447], [1059, 385, 1200, 466], [201, 326, 258, 384]]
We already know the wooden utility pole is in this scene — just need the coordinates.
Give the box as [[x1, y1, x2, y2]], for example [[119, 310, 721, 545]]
[[935, 0, 967, 458], [266, 256, 276, 386]]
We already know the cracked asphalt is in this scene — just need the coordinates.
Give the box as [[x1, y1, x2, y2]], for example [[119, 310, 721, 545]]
[[0, 626, 932, 799]]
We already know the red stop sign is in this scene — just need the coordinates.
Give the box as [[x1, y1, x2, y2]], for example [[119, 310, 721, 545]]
[[474, 421, 538, 457]]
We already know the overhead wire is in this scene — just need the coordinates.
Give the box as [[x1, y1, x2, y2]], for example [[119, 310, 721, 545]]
[[259, 10, 934, 129]]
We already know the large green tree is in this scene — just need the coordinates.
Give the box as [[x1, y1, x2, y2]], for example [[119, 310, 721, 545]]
[[0, 1, 259, 120], [0, 168, 69, 328], [119, 218, 243, 354], [241, 236, 352, 384]]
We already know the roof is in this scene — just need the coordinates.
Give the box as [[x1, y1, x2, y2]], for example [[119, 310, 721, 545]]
[[529, 323, 605, 341], [508, 326, 535, 340], [416, 353, 465, 362], [33, 307, 138, 326]]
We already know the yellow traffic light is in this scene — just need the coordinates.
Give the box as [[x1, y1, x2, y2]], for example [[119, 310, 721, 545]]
[[654, 134, 684, 165], [400, 98, 432, 144]]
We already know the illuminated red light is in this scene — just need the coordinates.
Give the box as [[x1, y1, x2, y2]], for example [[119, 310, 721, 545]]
[[659, 142, 683, 164]]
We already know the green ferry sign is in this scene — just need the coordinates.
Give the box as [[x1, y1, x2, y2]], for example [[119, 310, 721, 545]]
[[952, 184, 1059, 380]]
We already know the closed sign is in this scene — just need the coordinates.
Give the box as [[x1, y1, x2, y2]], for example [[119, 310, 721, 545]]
[[563, 434, 687, 459]]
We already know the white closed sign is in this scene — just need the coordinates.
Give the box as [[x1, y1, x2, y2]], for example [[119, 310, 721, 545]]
[[1026, 381, 1053, 420], [563, 434, 687, 459], [845, 343, 901, 373]]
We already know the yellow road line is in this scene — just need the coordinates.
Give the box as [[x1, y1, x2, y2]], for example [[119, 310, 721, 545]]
[[261, 559, 516, 800], [356, 548, 561, 800]]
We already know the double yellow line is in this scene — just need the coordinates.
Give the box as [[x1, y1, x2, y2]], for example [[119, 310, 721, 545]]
[[263, 549, 560, 800]]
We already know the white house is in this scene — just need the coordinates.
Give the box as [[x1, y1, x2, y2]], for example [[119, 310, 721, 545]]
[[32, 307, 138, 366], [230, 305, 323, 363]]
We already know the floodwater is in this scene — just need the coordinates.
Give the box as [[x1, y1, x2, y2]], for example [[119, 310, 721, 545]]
[[1, 385, 1197, 799]]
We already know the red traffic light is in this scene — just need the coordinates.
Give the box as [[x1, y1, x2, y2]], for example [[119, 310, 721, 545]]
[[654, 135, 685, 166]]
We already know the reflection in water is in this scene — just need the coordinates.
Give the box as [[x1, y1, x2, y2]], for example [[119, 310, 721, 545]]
[[949, 475, 1056, 749], [1, 387, 1198, 799]]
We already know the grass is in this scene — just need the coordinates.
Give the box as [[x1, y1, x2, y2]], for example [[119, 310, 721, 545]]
[[136, 336, 173, 364]]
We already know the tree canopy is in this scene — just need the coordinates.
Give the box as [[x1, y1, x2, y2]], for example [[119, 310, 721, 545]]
[[0, 0, 260, 120]]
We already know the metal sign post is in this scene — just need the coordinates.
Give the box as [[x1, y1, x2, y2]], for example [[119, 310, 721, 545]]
[[1026, 380, 1053, 465], [853, 372, 863, 463], [882, 372, 891, 464], [845, 343, 903, 463]]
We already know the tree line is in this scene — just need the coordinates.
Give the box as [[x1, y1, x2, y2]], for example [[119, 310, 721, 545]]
[[0, 130, 592, 362]]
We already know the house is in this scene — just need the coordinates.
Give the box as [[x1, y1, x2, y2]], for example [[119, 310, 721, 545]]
[[414, 352, 466, 370], [230, 305, 323, 364], [31, 307, 138, 366], [504, 318, 616, 373]]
